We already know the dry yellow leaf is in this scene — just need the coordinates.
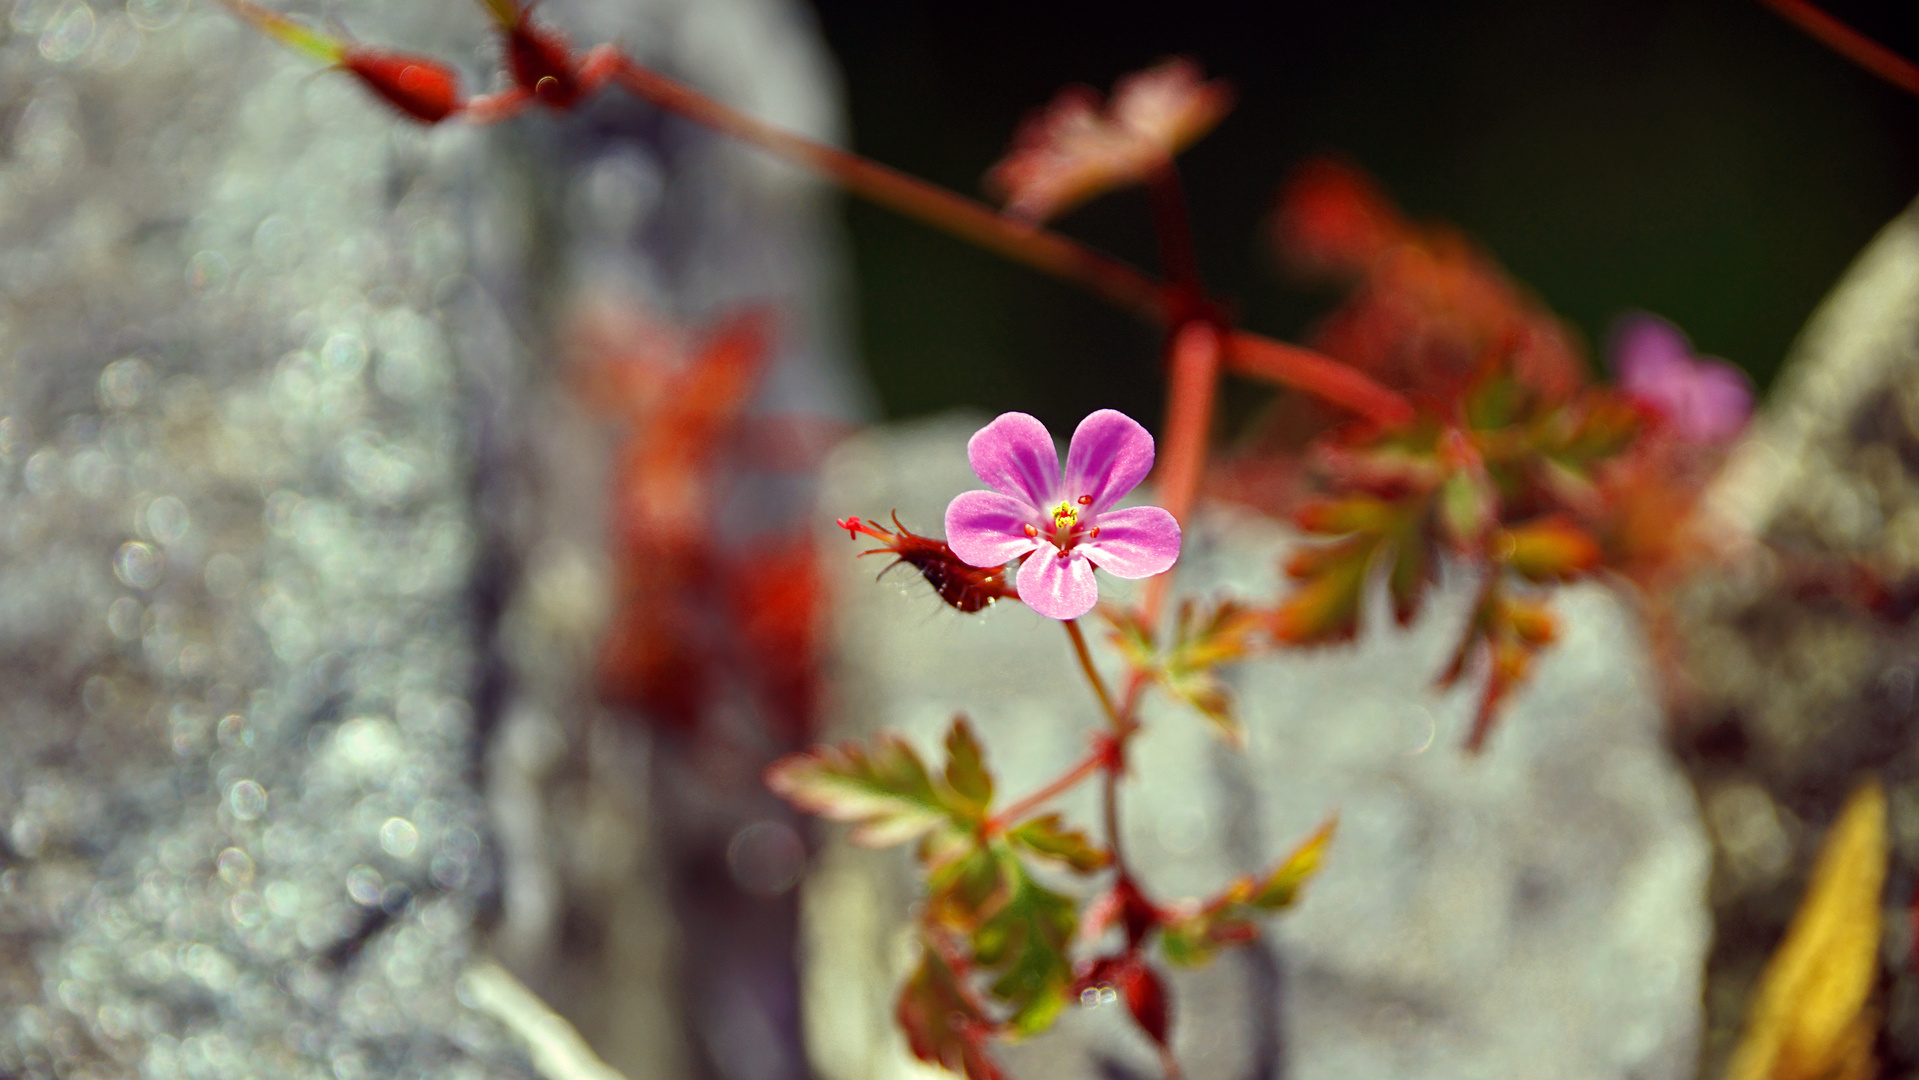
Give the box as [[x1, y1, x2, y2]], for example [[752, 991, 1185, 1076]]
[[1722, 779, 1886, 1080]]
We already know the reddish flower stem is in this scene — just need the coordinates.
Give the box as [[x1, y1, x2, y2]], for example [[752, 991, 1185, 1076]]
[[1141, 321, 1223, 628], [1064, 619, 1125, 733], [603, 53, 1414, 428], [1756, 0, 1919, 98]]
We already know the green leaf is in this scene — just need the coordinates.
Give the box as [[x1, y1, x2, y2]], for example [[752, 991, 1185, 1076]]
[[768, 716, 1002, 847], [1249, 817, 1337, 909], [974, 853, 1078, 1037], [1108, 600, 1265, 743], [896, 943, 1006, 1080], [1159, 817, 1336, 969], [1007, 814, 1111, 873], [765, 733, 949, 847], [943, 717, 994, 819]]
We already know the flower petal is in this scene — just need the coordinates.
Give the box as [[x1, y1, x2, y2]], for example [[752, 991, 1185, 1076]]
[[1677, 361, 1753, 443], [1610, 314, 1692, 387], [1016, 548, 1100, 620], [1080, 505, 1181, 579], [945, 490, 1044, 568], [1064, 409, 1155, 513], [968, 412, 1060, 510]]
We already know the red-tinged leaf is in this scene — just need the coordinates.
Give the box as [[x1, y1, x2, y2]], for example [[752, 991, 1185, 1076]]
[[1121, 960, 1172, 1049], [1501, 516, 1600, 584], [1107, 600, 1266, 743], [963, 851, 1078, 1037], [1159, 818, 1336, 968], [1250, 817, 1337, 909], [1386, 515, 1435, 626], [897, 944, 1007, 1080], [765, 733, 953, 847], [1273, 536, 1374, 645], [1439, 582, 1561, 752], [986, 59, 1232, 223], [944, 717, 995, 818], [1293, 494, 1394, 536], [1007, 813, 1111, 874], [1271, 157, 1408, 279]]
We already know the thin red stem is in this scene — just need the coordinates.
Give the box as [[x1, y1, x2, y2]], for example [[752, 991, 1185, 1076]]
[[1147, 163, 1203, 301], [1141, 321, 1223, 628], [1756, 0, 1919, 98], [603, 52, 1415, 427], [1224, 331, 1416, 427], [608, 56, 1167, 319], [988, 743, 1110, 830]]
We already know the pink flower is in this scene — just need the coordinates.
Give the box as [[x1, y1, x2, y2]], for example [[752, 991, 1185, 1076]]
[[1610, 314, 1753, 443], [944, 410, 1182, 621]]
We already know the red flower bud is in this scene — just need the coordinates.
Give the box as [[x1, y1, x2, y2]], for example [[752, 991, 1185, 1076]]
[[506, 18, 582, 108], [342, 48, 464, 124]]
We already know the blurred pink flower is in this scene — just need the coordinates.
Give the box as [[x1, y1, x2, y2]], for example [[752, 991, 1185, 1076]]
[[945, 410, 1181, 621], [1610, 313, 1753, 443]]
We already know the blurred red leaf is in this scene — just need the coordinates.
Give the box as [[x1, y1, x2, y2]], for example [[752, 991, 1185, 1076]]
[[986, 59, 1232, 223], [898, 943, 1007, 1080]]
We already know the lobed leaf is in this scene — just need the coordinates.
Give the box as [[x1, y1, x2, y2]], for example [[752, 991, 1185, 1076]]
[[986, 59, 1232, 223], [897, 943, 1006, 1080], [767, 716, 998, 846], [1007, 813, 1111, 874], [1108, 600, 1266, 742], [1160, 818, 1336, 968], [1500, 516, 1601, 584]]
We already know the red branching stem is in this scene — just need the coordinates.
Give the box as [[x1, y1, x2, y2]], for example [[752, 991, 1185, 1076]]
[[1224, 331, 1416, 427], [608, 55, 1166, 319], [604, 53, 1417, 427], [988, 738, 1114, 830], [1141, 321, 1223, 628], [1756, 0, 1919, 98], [1146, 163, 1204, 303]]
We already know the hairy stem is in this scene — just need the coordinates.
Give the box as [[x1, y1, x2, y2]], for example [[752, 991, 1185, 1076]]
[[1756, 0, 1919, 97]]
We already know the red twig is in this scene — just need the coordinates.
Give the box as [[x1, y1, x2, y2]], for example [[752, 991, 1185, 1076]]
[[1224, 331, 1416, 428], [603, 54, 1415, 428], [1141, 322, 1223, 628], [988, 738, 1116, 830], [1756, 0, 1919, 98], [608, 56, 1168, 319]]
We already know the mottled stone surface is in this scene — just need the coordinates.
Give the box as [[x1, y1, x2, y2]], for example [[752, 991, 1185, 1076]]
[[0, 0, 855, 1075], [804, 415, 1711, 1080], [1675, 195, 1919, 1079]]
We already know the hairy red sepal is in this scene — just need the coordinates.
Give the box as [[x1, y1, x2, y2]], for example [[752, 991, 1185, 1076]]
[[839, 513, 1015, 614], [507, 17, 583, 108], [342, 48, 464, 123]]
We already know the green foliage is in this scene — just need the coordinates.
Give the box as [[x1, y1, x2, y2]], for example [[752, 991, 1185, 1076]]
[[1160, 818, 1335, 968], [1109, 600, 1268, 742], [1007, 813, 1111, 873]]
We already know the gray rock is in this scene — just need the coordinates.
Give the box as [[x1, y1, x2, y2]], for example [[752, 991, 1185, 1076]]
[[804, 414, 1711, 1080], [0, 0, 857, 1075]]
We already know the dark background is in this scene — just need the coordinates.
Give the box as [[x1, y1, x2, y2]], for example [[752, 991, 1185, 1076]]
[[806, 0, 1919, 436]]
